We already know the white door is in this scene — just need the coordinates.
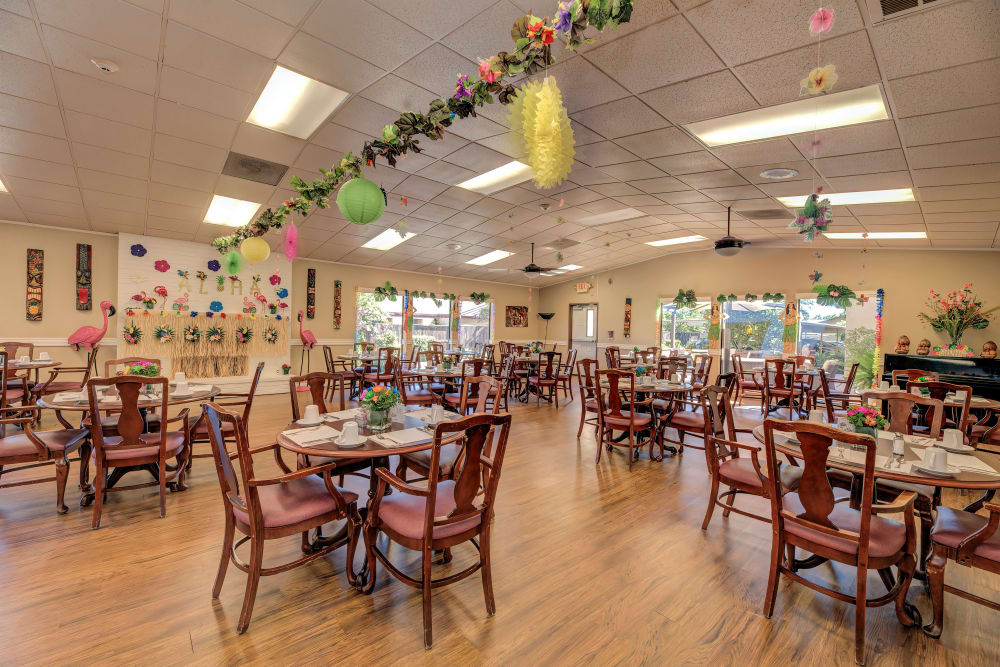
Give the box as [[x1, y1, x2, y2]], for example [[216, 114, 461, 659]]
[[571, 305, 598, 362]]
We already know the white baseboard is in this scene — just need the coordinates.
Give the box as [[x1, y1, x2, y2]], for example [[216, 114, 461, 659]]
[[13, 337, 120, 347]]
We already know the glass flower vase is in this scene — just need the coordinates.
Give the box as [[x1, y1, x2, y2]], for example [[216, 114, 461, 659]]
[[366, 407, 390, 432]]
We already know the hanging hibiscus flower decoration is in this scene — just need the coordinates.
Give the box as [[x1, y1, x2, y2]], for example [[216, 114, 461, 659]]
[[130, 243, 147, 257], [207, 259, 221, 272], [154, 260, 170, 272]]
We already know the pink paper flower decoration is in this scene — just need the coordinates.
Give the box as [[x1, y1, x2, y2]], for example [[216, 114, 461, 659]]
[[478, 58, 499, 84], [154, 260, 170, 272], [809, 7, 835, 35]]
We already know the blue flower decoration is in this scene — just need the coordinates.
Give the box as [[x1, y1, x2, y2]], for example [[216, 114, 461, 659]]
[[209, 301, 223, 312], [275, 287, 288, 299], [130, 244, 147, 257], [276, 314, 282, 320], [207, 259, 221, 272], [190, 312, 198, 317]]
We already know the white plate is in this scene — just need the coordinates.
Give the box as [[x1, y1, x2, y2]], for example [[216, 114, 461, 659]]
[[913, 465, 955, 478], [296, 418, 323, 427], [335, 436, 366, 448], [941, 443, 975, 454]]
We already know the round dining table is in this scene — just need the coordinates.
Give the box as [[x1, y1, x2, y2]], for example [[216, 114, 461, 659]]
[[599, 379, 694, 457], [8, 359, 62, 387]]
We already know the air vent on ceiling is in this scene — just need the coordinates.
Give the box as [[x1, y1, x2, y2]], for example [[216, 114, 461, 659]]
[[543, 239, 580, 250], [867, 0, 940, 22], [221, 152, 288, 186], [740, 209, 792, 220]]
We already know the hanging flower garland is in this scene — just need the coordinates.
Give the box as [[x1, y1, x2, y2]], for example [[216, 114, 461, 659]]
[[673, 289, 697, 309], [209, 1, 635, 254], [184, 326, 201, 343], [872, 288, 884, 387], [744, 293, 758, 302], [789, 194, 832, 241], [716, 293, 737, 303], [122, 322, 142, 345], [263, 327, 279, 344], [470, 291, 491, 305], [373, 281, 399, 302], [154, 325, 175, 343], [762, 292, 785, 302]]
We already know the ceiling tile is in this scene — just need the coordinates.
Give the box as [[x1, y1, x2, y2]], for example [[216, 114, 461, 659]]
[[155, 100, 237, 149], [677, 169, 749, 189], [630, 176, 689, 194], [369, 0, 496, 40], [0, 93, 64, 138], [441, 143, 510, 174], [150, 160, 215, 192], [912, 163, 1000, 187], [686, 0, 864, 66], [163, 21, 271, 93], [872, 0, 1000, 79], [0, 8, 46, 61], [240, 0, 314, 25], [531, 56, 630, 114], [557, 187, 605, 207], [735, 160, 818, 184], [654, 190, 712, 205], [147, 198, 202, 221], [4, 176, 82, 203], [614, 127, 701, 159], [153, 133, 227, 171], [0, 153, 77, 185], [813, 149, 907, 177], [169, 0, 294, 59], [441, 0, 524, 62], [711, 138, 804, 168], [440, 209, 486, 228], [640, 70, 758, 125], [917, 183, 1000, 201], [908, 138, 1000, 169], [700, 185, 765, 201], [311, 122, 370, 153], [358, 74, 439, 116], [55, 69, 154, 129], [649, 150, 728, 175], [416, 161, 476, 187], [18, 195, 87, 218], [406, 202, 459, 223], [278, 32, 385, 94], [394, 174, 450, 201], [83, 188, 147, 213], [570, 97, 669, 139], [574, 141, 637, 167], [77, 168, 148, 198], [490, 186, 538, 205], [213, 175, 272, 206], [891, 59, 1000, 118], [306, 0, 432, 71], [329, 96, 401, 138], [564, 161, 617, 185], [826, 171, 912, 191], [148, 181, 210, 207], [231, 123, 305, 165], [897, 104, 1000, 147], [34, 0, 162, 59], [789, 120, 900, 158], [599, 160, 668, 181], [921, 198, 1000, 213], [0, 126, 72, 163], [158, 66, 253, 120], [0, 51, 57, 104], [42, 24, 157, 94], [391, 43, 475, 101], [589, 182, 642, 197]]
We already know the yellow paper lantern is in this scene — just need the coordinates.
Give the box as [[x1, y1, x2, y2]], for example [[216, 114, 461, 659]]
[[240, 236, 270, 263], [509, 76, 574, 189]]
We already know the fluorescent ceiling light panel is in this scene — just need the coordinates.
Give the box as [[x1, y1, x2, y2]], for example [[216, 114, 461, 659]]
[[0, 177, 6, 192], [824, 231, 927, 239], [576, 208, 646, 226], [248, 66, 350, 139], [777, 188, 915, 207], [558, 264, 582, 271], [685, 85, 888, 146], [204, 195, 261, 227], [646, 235, 708, 247], [457, 161, 533, 195], [466, 250, 513, 266], [362, 229, 416, 250]]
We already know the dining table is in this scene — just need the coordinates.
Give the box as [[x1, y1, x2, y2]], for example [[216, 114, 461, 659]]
[[277, 408, 464, 588], [599, 379, 694, 457], [8, 359, 63, 387]]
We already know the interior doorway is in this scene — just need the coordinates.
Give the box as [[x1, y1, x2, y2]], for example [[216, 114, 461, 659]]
[[570, 304, 598, 362]]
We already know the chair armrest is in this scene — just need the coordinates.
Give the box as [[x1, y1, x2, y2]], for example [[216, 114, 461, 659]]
[[710, 436, 765, 477], [0, 404, 40, 425], [212, 392, 250, 399], [956, 502, 1000, 563], [871, 491, 917, 515], [248, 459, 339, 486], [164, 407, 191, 425], [374, 466, 430, 496]]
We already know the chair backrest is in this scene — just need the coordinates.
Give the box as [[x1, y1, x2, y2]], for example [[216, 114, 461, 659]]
[[86, 375, 169, 456], [104, 356, 162, 378], [841, 362, 859, 393], [764, 358, 796, 390], [459, 376, 502, 414], [561, 348, 578, 373], [497, 341, 510, 356], [691, 354, 713, 385], [429, 342, 444, 354], [354, 341, 374, 354], [658, 356, 688, 380], [201, 403, 250, 522], [817, 369, 838, 422], [576, 358, 598, 400], [0, 341, 34, 360], [891, 368, 939, 385], [792, 355, 814, 366], [762, 419, 877, 560], [288, 371, 338, 419], [392, 358, 423, 404], [459, 359, 486, 400], [376, 347, 398, 373], [497, 353, 515, 382], [535, 350, 560, 378], [423, 413, 512, 537], [702, 384, 737, 473], [481, 343, 496, 369], [239, 362, 265, 424], [859, 390, 944, 437], [714, 371, 737, 399], [908, 380, 972, 432], [644, 346, 660, 362], [415, 349, 437, 368], [595, 368, 634, 421], [733, 354, 748, 376], [605, 346, 621, 368], [322, 345, 335, 373]]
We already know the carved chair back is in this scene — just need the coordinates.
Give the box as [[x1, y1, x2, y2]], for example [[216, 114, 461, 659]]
[[86, 375, 169, 456], [860, 390, 944, 438], [605, 346, 621, 369]]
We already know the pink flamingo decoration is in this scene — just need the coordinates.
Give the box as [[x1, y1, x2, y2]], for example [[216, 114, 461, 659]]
[[68, 300, 116, 353], [242, 296, 257, 314], [172, 292, 189, 312], [297, 310, 317, 375]]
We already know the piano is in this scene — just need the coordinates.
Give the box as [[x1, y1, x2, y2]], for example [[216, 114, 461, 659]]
[[882, 353, 1000, 400]]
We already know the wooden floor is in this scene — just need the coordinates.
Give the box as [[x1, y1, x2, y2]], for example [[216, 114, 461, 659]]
[[2, 392, 998, 665]]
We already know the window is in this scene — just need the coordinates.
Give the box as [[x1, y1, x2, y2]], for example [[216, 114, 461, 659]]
[[458, 300, 492, 350], [412, 297, 451, 351], [799, 293, 877, 386], [355, 290, 402, 348], [586, 308, 595, 337], [659, 300, 710, 351], [724, 300, 785, 366]]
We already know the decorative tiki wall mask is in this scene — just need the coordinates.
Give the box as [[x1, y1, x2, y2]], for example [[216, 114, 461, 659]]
[[26, 249, 43, 321], [306, 268, 316, 319], [76, 243, 92, 311]]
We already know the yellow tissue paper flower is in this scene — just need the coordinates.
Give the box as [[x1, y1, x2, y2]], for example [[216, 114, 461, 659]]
[[509, 77, 575, 189], [800, 64, 838, 95]]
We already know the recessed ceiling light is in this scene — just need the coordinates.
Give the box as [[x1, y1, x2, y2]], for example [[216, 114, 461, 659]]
[[777, 188, 915, 207], [646, 235, 708, 247], [576, 208, 646, 226], [445, 242, 463, 250], [457, 161, 533, 195], [90, 58, 119, 73], [248, 66, 350, 139], [466, 250, 513, 266], [362, 228, 416, 250], [825, 231, 926, 239], [204, 195, 261, 227], [0, 177, 6, 192], [685, 85, 888, 146], [760, 168, 799, 180]]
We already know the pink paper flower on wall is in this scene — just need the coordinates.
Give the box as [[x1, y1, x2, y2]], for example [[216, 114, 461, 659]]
[[269, 271, 281, 286], [154, 260, 170, 272], [809, 7, 835, 35], [478, 58, 499, 83]]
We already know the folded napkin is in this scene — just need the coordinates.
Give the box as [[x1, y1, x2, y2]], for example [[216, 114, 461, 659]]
[[382, 428, 431, 445], [324, 408, 361, 420], [947, 453, 1000, 475], [831, 448, 890, 470], [282, 425, 341, 446], [54, 392, 84, 402], [971, 396, 990, 404], [99, 396, 122, 404]]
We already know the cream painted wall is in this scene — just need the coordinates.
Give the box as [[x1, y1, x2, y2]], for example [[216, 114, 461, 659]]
[[289, 259, 541, 361], [538, 247, 1000, 359], [0, 221, 119, 370]]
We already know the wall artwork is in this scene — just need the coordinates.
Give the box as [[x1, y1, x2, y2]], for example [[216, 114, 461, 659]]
[[75, 243, 93, 311], [333, 280, 342, 329], [506, 305, 528, 328], [306, 268, 316, 319], [623, 297, 632, 339], [26, 248, 43, 321], [708, 302, 721, 350], [782, 300, 799, 355]]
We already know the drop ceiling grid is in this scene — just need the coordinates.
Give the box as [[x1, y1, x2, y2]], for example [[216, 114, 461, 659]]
[[0, 0, 996, 287]]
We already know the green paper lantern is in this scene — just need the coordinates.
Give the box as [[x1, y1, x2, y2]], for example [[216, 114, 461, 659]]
[[227, 250, 243, 275], [336, 177, 385, 225]]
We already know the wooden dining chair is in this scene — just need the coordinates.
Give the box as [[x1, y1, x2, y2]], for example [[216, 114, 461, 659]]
[[188, 362, 265, 470], [322, 346, 354, 404], [202, 403, 361, 634], [891, 368, 939, 386], [689, 354, 713, 393], [595, 369, 656, 471], [363, 347, 398, 386], [92, 356, 163, 435], [481, 343, 496, 373], [393, 358, 437, 407], [363, 412, 512, 649], [605, 346, 621, 369], [922, 500, 1000, 639], [818, 369, 862, 422], [1, 341, 36, 394], [528, 351, 562, 407], [556, 348, 577, 402], [733, 354, 764, 410], [701, 386, 804, 529], [657, 356, 688, 382], [761, 418, 921, 666], [763, 359, 803, 420], [85, 375, 191, 529], [1, 352, 31, 436], [907, 380, 973, 438], [576, 359, 600, 437], [33, 345, 100, 400], [791, 354, 815, 367], [489, 353, 515, 412], [288, 372, 370, 484], [443, 359, 485, 412]]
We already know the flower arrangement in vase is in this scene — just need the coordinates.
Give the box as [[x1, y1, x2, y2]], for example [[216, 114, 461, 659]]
[[280, 363, 291, 375], [919, 283, 996, 349], [360, 384, 400, 432], [122, 360, 159, 377], [845, 405, 888, 438]]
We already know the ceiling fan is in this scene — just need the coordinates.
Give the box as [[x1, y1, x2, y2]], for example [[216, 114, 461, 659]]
[[714, 206, 752, 257], [522, 243, 557, 275]]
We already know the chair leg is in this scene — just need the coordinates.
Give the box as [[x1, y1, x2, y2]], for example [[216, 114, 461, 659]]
[[422, 544, 434, 649], [577, 404, 586, 437], [361, 522, 379, 594], [158, 460, 167, 518], [236, 534, 264, 634], [721, 489, 736, 518], [345, 505, 362, 587], [213, 516, 236, 598], [763, 534, 781, 618], [854, 563, 867, 665], [481, 527, 496, 616], [91, 464, 106, 529], [923, 544, 947, 638], [893, 554, 919, 628], [595, 426, 604, 464], [701, 475, 719, 530], [54, 455, 69, 514], [78, 441, 92, 491]]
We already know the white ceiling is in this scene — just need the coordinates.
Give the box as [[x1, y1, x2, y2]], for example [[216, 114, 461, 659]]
[[0, 0, 998, 286]]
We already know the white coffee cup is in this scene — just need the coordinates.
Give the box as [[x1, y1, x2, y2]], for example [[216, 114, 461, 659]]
[[19, 355, 30, 363], [890, 384, 901, 392], [879, 380, 890, 390], [174, 372, 186, 383], [809, 409, 825, 423], [302, 404, 320, 424], [670, 373, 680, 383], [174, 380, 189, 396], [923, 447, 947, 472], [340, 421, 360, 443], [943, 428, 963, 448], [431, 404, 444, 423], [391, 403, 406, 423], [38, 351, 51, 361], [954, 390, 968, 402]]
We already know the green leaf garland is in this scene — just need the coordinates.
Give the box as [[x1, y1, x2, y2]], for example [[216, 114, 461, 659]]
[[813, 284, 857, 308], [673, 289, 697, 309]]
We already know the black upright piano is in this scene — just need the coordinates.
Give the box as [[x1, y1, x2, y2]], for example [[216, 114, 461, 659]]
[[882, 353, 1000, 400]]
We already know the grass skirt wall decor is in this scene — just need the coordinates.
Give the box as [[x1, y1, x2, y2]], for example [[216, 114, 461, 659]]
[[76, 243, 92, 311], [26, 249, 43, 321]]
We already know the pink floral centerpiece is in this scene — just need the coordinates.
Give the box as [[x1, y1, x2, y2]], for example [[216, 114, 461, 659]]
[[918, 283, 996, 350]]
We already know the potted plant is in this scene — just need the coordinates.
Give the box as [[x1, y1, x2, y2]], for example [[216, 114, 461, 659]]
[[919, 283, 997, 349], [845, 405, 887, 438], [361, 384, 400, 432], [280, 363, 291, 375]]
